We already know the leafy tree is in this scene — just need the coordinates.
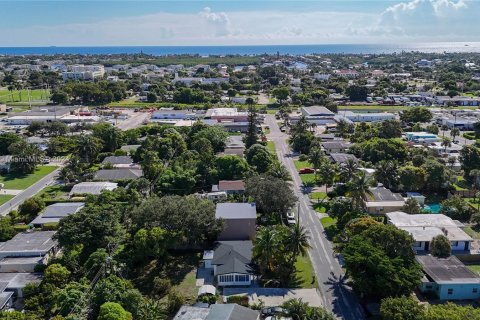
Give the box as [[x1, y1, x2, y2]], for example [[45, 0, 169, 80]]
[[18, 197, 45, 222], [402, 198, 421, 215], [146, 92, 157, 103], [43, 264, 71, 288], [400, 107, 432, 123], [379, 119, 403, 139], [430, 235, 451, 258], [422, 159, 448, 191], [245, 175, 297, 217], [98, 302, 132, 320], [132, 227, 170, 261], [440, 195, 474, 222], [92, 123, 124, 153], [130, 196, 223, 247], [0, 132, 21, 155], [399, 166, 425, 191], [8, 140, 43, 174], [343, 224, 422, 298], [346, 85, 368, 101], [353, 138, 407, 164], [460, 145, 480, 179], [92, 276, 142, 318], [193, 125, 228, 152], [245, 144, 274, 173], [51, 89, 69, 105], [380, 296, 425, 320], [0, 217, 15, 241], [425, 302, 480, 319], [375, 160, 399, 190], [272, 87, 290, 104], [215, 155, 249, 180]]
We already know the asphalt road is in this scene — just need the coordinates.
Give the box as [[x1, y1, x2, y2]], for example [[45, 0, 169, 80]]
[[116, 112, 150, 131], [265, 115, 364, 320], [0, 167, 61, 216]]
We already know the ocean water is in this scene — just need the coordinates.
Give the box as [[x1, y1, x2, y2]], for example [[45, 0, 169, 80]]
[[1, 43, 480, 56]]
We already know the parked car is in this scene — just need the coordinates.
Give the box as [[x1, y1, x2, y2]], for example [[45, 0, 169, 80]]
[[286, 211, 296, 225], [299, 168, 315, 174], [42, 157, 51, 164], [261, 307, 285, 317]]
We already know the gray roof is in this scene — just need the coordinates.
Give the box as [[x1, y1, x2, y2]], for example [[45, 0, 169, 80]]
[[173, 306, 210, 320], [0, 273, 42, 289], [0, 231, 56, 256], [69, 182, 118, 196], [212, 241, 253, 276], [321, 141, 351, 149], [0, 292, 13, 309], [329, 153, 358, 164], [416, 255, 480, 284], [120, 145, 141, 152], [216, 203, 256, 220], [94, 169, 143, 181], [302, 106, 334, 117], [207, 304, 259, 320], [369, 186, 404, 202], [42, 202, 84, 218], [226, 136, 245, 149], [101, 156, 134, 165]]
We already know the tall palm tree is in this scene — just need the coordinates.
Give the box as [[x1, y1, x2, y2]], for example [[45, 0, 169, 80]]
[[318, 161, 338, 193], [347, 171, 374, 210], [76, 135, 100, 164], [374, 160, 398, 190], [339, 158, 359, 183], [253, 227, 278, 274], [450, 128, 460, 142], [441, 124, 449, 137], [285, 223, 311, 267], [441, 137, 452, 153], [308, 147, 324, 182], [268, 162, 292, 181]]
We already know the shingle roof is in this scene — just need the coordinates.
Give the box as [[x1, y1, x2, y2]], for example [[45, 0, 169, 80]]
[[218, 180, 245, 192], [216, 203, 256, 219], [94, 169, 143, 181], [101, 156, 134, 165], [211, 241, 253, 275], [329, 153, 358, 164], [369, 186, 404, 202], [0, 232, 56, 256], [207, 304, 259, 320]]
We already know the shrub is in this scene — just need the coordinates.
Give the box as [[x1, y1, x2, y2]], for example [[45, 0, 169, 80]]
[[42, 222, 59, 231], [226, 295, 249, 307], [13, 224, 29, 232], [298, 154, 309, 162], [152, 277, 171, 297]]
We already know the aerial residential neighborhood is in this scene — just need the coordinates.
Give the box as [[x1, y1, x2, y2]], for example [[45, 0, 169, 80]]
[[2, 27, 480, 320]]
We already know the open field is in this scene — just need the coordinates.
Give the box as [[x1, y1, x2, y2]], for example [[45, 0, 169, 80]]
[[0, 195, 14, 206], [0, 89, 50, 104], [0, 166, 57, 189]]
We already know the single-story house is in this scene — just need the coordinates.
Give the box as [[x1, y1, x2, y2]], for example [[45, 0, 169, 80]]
[[329, 153, 359, 165], [0, 272, 42, 298], [69, 182, 118, 197], [174, 303, 259, 320], [101, 156, 137, 168], [93, 168, 143, 181], [0, 231, 57, 260], [215, 203, 256, 241], [365, 186, 405, 214], [386, 211, 473, 253], [30, 202, 84, 228], [417, 255, 480, 300], [204, 240, 254, 287], [212, 180, 245, 195], [321, 140, 352, 155]]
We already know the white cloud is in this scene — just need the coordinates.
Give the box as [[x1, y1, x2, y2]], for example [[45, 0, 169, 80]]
[[1, 2, 478, 46]]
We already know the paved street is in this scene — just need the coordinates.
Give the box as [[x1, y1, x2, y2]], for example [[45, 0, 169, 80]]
[[116, 111, 150, 131], [0, 167, 61, 216], [265, 115, 364, 320]]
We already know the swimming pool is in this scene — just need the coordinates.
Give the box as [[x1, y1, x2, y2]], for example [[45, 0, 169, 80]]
[[424, 203, 441, 213]]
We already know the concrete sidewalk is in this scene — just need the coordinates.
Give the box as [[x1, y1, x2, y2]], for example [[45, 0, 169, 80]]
[[0, 189, 23, 196]]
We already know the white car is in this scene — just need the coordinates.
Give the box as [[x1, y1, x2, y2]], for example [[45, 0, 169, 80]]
[[286, 211, 296, 225]]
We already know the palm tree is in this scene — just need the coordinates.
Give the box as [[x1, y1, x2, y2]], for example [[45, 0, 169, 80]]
[[318, 161, 338, 193], [284, 223, 311, 268], [76, 135, 100, 164], [374, 160, 398, 190], [339, 158, 359, 183], [268, 162, 292, 181], [470, 169, 480, 201], [282, 299, 310, 320], [441, 124, 449, 137], [253, 227, 278, 274], [308, 147, 324, 182], [58, 167, 74, 186], [347, 171, 374, 210], [441, 137, 452, 153], [450, 128, 460, 142]]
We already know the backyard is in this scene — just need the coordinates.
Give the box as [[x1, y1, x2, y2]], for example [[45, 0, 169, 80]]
[[0, 166, 57, 189]]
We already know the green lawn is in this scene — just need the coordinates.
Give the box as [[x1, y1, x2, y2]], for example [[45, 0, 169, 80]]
[[172, 268, 198, 304], [0, 195, 14, 205], [300, 174, 316, 185], [320, 216, 337, 228], [266, 141, 276, 153], [464, 226, 480, 240], [0, 166, 57, 189], [310, 192, 327, 200], [338, 105, 408, 111], [453, 176, 469, 191], [0, 89, 50, 103], [293, 254, 317, 289], [467, 265, 480, 275], [37, 184, 71, 201], [294, 160, 311, 170]]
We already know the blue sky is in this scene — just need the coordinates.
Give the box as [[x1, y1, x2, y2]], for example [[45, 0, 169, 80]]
[[1, 0, 478, 46]]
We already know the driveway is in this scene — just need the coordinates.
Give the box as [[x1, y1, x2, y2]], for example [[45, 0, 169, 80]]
[[223, 288, 323, 307]]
